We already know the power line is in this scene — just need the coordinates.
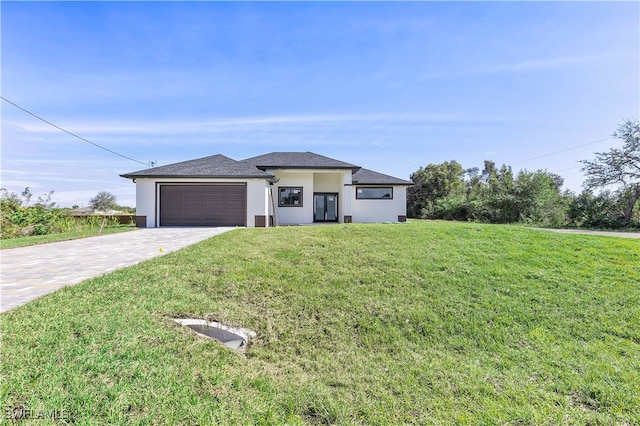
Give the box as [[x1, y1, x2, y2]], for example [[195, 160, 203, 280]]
[[1, 96, 152, 167], [511, 136, 612, 165], [552, 166, 581, 173]]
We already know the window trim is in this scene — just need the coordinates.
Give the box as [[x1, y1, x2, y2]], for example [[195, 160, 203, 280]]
[[278, 186, 304, 207], [355, 186, 394, 200]]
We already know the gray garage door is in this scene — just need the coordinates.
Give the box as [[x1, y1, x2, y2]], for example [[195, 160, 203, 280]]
[[160, 185, 246, 226]]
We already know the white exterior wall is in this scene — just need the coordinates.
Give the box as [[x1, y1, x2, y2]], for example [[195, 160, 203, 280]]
[[351, 186, 408, 223], [133, 178, 269, 228], [314, 172, 345, 223], [135, 179, 157, 227], [342, 172, 353, 220], [247, 179, 271, 227], [132, 171, 406, 227], [270, 171, 314, 225], [313, 172, 342, 192], [270, 169, 352, 225]]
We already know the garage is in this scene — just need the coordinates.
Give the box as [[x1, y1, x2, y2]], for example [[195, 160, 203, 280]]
[[159, 184, 246, 227]]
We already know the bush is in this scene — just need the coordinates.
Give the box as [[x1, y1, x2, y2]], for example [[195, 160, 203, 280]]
[[1, 188, 127, 239], [567, 191, 632, 229]]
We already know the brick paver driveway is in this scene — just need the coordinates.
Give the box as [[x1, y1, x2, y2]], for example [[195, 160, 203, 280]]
[[539, 228, 640, 239], [0, 227, 236, 313]]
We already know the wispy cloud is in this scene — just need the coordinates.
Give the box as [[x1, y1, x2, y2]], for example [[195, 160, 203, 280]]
[[1, 160, 137, 206], [4, 112, 513, 137], [1, 160, 128, 185], [421, 54, 600, 80], [482, 55, 597, 74]]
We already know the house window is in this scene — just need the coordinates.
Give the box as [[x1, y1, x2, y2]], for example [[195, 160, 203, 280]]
[[279, 187, 303, 207], [356, 187, 393, 199]]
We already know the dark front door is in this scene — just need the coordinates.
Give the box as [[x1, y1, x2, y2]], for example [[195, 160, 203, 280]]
[[314, 193, 338, 222]]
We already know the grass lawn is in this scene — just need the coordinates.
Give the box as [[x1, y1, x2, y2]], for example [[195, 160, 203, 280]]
[[0, 225, 136, 250], [1, 221, 638, 424]]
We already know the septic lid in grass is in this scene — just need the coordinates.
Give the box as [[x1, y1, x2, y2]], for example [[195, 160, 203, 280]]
[[173, 318, 256, 351]]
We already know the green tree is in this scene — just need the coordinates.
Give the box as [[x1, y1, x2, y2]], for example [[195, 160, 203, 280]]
[[514, 170, 567, 226], [567, 190, 625, 228], [580, 119, 640, 224], [464, 162, 517, 222], [407, 161, 465, 218], [407, 160, 570, 225], [487, 164, 517, 222], [89, 191, 117, 234]]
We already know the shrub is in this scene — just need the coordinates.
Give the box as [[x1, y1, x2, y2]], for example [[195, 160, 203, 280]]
[[1, 188, 128, 240]]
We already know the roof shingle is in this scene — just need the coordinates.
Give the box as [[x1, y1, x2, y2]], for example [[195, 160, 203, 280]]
[[121, 152, 411, 185], [352, 168, 413, 185], [242, 152, 360, 170], [120, 154, 273, 179]]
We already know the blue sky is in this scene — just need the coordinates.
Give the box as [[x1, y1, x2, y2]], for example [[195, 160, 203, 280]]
[[2, 1, 638, 207]]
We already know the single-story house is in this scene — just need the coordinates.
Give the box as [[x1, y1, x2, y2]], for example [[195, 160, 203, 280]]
[[120, 152, 412, 228]]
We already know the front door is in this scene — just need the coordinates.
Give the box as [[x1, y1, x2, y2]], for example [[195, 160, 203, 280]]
[[314, 193, 338, 222]]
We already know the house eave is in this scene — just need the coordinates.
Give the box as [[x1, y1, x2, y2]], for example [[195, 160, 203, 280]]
[[348, 182, 414, 186], [349, 182, 414, 186], [256, 166, 361, 172], [120, 174, 274, 180]]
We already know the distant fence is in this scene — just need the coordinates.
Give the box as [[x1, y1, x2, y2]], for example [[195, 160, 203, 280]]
[[70, 214, 136, 225]]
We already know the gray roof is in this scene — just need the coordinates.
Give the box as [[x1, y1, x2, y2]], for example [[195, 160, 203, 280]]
[[120, 152, 411, 185], [120, 154, 273, 179], [352, 168, 413, 185], [242, 152, 360, 170]]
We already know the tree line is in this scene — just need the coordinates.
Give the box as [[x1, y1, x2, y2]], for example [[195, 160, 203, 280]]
[[407, 119, 640, 229]]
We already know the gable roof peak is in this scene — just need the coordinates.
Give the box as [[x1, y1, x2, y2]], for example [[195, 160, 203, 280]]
[[242, 151, 360, 170]]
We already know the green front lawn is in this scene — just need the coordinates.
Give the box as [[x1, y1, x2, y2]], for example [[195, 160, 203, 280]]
[[0, 225, 136, 250], [1, 222, 638, 424]]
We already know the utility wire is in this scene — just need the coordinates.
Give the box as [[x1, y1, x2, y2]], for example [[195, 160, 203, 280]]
[[1, 96, 152, 167], [552, 166, 581, 173], [511, 136, 612, 165]]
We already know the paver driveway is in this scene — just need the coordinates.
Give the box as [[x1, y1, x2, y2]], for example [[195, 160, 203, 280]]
[[0, 227, 236, 313], [539, 228, 640, 238]]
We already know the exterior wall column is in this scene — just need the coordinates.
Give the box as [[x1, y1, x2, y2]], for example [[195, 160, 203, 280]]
[[342, 172, 353, 223], [246, 179, 270, 228], [135, 179, 156, 228]]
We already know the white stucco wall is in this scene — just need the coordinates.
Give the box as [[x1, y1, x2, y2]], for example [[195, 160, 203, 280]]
[[270, 169, 352, 225], [313, 173, 342, 192], [246, 179, 271, 227], [351, 185, 408, 223], [342, 172, 353, 219], [133, 178, 269, 228], [135, 179, 157, 227], [132, 172, 406, 227], [313, 171, 351, 223], [270, 171, 314, 225]]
